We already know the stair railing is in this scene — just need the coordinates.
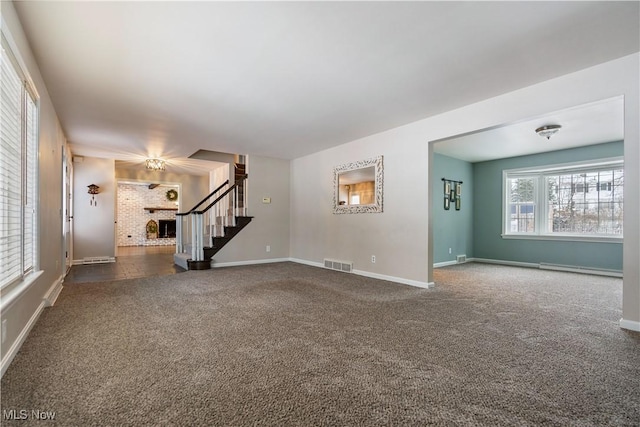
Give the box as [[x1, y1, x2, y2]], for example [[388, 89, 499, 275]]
[[175, 180, 228, 256], [175, 175, 248, 263]]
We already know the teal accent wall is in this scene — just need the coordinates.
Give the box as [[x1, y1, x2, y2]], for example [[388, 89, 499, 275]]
[[472, 141, 624, 271], [433, 153, 474, 264]]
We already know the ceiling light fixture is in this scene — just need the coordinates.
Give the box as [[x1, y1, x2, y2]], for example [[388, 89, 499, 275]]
[[535, 124, 562, 140], [145, 158, 166, 171]]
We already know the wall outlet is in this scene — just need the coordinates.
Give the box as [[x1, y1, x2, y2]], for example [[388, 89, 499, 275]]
[[2, 319, 7, 344], [448, 248, 452, 254], [266, 245, 271, 253], [371, 255, 376, 263]]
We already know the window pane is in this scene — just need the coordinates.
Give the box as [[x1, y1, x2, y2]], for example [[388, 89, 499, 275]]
[[507, 177, 536, 233], [547, 169, 623, 235], [23, 92, 38, 273], [0, 44, 24, 288]]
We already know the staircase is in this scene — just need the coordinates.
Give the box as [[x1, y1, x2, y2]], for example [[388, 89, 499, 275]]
[[174, 171, 252, 270]]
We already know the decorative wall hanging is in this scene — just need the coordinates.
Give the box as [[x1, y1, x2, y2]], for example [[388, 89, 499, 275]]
[[442, 178, 462, 211], [87, 184, 100, 206], [166, 189, 178, 201]]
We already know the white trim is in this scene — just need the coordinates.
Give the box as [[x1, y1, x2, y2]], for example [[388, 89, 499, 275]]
[[619, 318, 640, 332], [501, 233, 623, 244], [44, 276, 64, 307], [289, 258, 434, 289], [471, 258, 622, 277], [352, 269, 434, 289], [0, 270, 43, 312], [434, 260, 459, 268], [0, 16, 39, 100], [290, 258, 324, 268], [539, 262, 622, 278], [1, 300, 45, 378], [471, 258, 539, 269], [211, 258, 290, 268]]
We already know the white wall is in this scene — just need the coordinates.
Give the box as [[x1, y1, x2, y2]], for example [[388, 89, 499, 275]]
[[212, 155, 291, 265], [72, 157, 116, 261], [290, 53, 640, 328], [0, 2, 69, 373]]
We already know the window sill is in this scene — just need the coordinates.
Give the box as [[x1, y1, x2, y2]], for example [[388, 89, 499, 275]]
[[0, 270, 44, 312], [501, 234, 623, 244]]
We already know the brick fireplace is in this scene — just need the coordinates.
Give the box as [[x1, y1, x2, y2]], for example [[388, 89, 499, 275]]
[[117, 182, 179, 247]]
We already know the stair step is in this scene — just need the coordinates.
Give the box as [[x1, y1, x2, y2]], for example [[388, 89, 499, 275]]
[[176, 216, 253, 270]]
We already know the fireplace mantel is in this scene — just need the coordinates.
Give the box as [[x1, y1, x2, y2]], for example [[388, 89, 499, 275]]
[[144, 207, 178, 213]]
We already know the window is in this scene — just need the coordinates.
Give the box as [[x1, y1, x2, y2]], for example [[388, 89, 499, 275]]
[[504, 159, 623, 240], [1, 35, 39, 290]]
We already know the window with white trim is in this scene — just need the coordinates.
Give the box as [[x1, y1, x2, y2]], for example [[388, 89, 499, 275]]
[[503, 159, 623, 240], [1, 35, 39, 290]]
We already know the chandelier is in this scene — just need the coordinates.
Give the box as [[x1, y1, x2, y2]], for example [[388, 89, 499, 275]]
[[145, 158, 166, 171]]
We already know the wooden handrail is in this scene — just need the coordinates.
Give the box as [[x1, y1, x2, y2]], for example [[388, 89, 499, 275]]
[[195, 175, 247, 215]]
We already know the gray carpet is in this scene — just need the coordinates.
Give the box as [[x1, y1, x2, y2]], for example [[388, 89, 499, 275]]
[[1, 262, 638, 426]]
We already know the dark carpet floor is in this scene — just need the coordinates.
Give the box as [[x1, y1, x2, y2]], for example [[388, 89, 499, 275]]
[[1, 262, 638, 426]]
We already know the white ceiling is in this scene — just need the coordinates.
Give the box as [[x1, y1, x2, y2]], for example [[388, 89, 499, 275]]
[[434, 96, 625, 163], [13, 1, 639, 175]]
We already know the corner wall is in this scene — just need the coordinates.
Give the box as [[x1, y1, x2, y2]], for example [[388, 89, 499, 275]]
[[432, 154, 474, 265], [211, 155, 291, 265], [473, 141, 623, 271]]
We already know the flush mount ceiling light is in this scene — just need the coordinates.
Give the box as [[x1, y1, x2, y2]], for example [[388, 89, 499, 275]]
[[145, 158, 166, 171], [535, 124, 562, 140]]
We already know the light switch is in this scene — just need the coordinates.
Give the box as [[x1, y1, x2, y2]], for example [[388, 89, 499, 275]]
[[262, 197, 271, 204]]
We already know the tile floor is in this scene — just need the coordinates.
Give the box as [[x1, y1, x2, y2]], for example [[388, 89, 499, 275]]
[[63, 246, 185, 285]]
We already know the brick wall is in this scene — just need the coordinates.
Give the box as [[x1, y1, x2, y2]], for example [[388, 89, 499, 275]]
[[117, 183, 179, 246]]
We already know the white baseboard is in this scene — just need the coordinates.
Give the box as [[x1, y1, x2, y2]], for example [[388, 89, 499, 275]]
[[289, 258, 324, 268], [471, 258, 622, 278], [289, 258, 434, 289], [352, 269, 434, 289], [1, 300, 46, 378], [472, 258, 539, 269], [539, 262, 623, 278], [434, 260, 459, 268], [620, 318, 640, 332], [211, 258, 290, 268], [45, 275, 64, 307]]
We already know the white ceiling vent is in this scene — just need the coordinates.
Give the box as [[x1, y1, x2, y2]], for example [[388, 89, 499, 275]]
[[324, 259, 353, 273]]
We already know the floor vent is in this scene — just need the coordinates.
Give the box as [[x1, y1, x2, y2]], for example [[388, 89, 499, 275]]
[[456, 255, 467, 263], [324, 259, 353, 273], [82, 256, 114, 265]]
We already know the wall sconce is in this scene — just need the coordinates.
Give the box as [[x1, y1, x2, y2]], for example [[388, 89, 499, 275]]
[[146, 158, 166, 171], [87, 184, 100, 206]]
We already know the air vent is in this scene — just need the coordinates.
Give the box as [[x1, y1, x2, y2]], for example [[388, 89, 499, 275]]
[[82, 256, 113, 265], [324, 258, 353, 273], [456, 255, 467, 263]]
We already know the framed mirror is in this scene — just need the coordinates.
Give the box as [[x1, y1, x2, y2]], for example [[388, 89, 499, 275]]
[[333, 156, 383, 214]]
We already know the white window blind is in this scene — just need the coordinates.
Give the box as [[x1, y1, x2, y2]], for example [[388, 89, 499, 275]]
[[1, 36, 39, 289]]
